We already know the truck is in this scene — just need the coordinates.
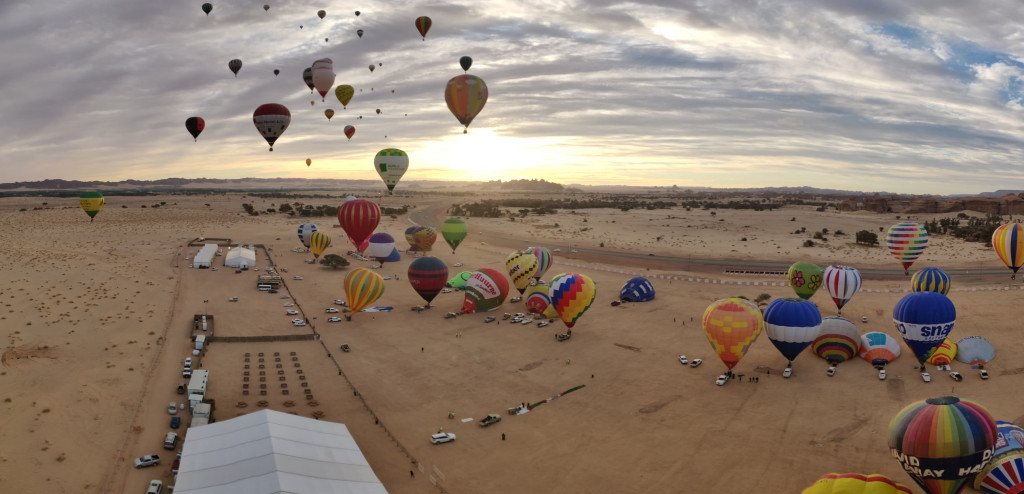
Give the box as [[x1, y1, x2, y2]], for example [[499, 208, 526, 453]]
[[479, 414, 502, 427], [195, 334, 206, 350], [187, 369, 209, 396]]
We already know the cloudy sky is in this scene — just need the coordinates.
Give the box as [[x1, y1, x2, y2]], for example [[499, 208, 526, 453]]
[[3, 0, 1024, 194]]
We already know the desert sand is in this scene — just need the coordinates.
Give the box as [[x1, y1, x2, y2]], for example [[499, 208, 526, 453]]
[[1, 191, 1021, 494]]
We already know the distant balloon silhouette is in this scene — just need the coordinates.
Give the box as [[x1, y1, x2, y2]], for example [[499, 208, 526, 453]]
[[460, 56, 473, 72], [357, 29, 364, 38], [264, 4, 269, 12], [202, 3, 212, 15], [273, 69, 279, 76]]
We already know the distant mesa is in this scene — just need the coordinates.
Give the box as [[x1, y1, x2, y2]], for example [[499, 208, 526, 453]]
[[838, 192, 1024, 215]]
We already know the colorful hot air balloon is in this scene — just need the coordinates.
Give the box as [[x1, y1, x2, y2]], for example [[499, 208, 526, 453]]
[[446, 271, 472, 289], [702, 298, 763, 371], [462, 268, 509, 313], [414, 16, 432, 40], [525, 246, 552, 281], [357, 29, 364, 38], [308, 230, 331, 259], [812, 317, 861, 365], [408, 257, 448, 307], [823, 265, 861, 314], [412, 227, 436, 252], [912, 267, 952, 295], [859, 332, 901, 367], [379, 247, 401, 263], [317, 9, 326, 19], [337, 199, 380, 250], [506, 251, 539, 295], [296, 223, 318, 248], [802, 473, 913, 494], [374, 149, 409, 193], [344, 125, 355, 140], [367, 232, 396, 263], [974, 421, 1024, 494], [252, 103, 291, 151], [441, 218, 468, 253], [79, 191, 104, 221], [893, 291, 956, 365], [202, 3, 212, 15], [228, 58, 242, 76], [992, 223, 1024, 278], [888, 396, 998, 494], [955, 336, 995, 367], [887, 222, 930, 274], [404, 226, 418, 249], [445, 74, 488, 133], [185, 116, 205, 141], [460, 56, 473, 72], [762, 297, 822, 367], [526, 283, 551, 315], [619, 277, 655, 302], [788, 261, 823, 300], [345, 268, 385, 318], [303, 67, 314, 92], [311, 58, 335, 101], [926, 338, 958, 367], [549, 273, 597, 329], [324, 109, 335, 120]]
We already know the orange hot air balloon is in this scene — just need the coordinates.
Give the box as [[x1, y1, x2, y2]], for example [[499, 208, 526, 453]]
[[344, 125, 355, 140], [305, 158, 311, 167], [324, 109, 334, 120], [703, 298, 763, 370], [414, 16, 432, 40], [445, 74, 488, 133]]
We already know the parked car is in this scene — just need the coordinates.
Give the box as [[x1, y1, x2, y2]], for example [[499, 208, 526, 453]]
[[182, 368, 192, 378], [293, 320, 306, 326], [286, 310, 299, 315], [445, 312, 457, 319], [950, 371, 963, 382], [334, 300, 346, 306], [327, 317, 342, 322], [981, 369, 990, 380], [827, 366, 837, 377], [170, 416, 181, 429], [283, 303, 294, 307], [341, 344, 350, 352], [454, 263, 463, 267], [291, 318, 304, 324], [411, 306, 426, 312], [520, 318, 533, 325], [382, 276, 392, 280], [163, 432, 178, 450], [921, 372, 931, 383], [715, 374, 728, 386], [553, 248, 561, 252], [537, 320, 550, 327], [228, 297, 238, 302], [441, 288, 453, 293], [689, 359, 703, 368], [783, 367, 793, 378], [325, 308, 340, 313], [146, 480, 163, 494], [879, 369, 887, 380], [280, 294, 290, 299], [184, 357, 192, 368], [479, 414, 502, 427], [678, 355, 688, 365], [176, 384, 185, 395], [293, 276, 303, 280], [133, 455, 161, 468], [484, 316, 496, 323], [431, 432, 456, 444], [510, 297, 522, 303], [168, 402, 178, 415]]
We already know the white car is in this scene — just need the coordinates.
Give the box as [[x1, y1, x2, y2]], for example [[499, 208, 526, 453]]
[[783, 367, 793, 378], [292, 318, 304, 324], [293, 276, 303, 280], [228, 297, 238, 302], [254, 267, 260, 271], [146, 480, 163, 494], [950, 371, 963, 382], [454, 263, 463, 267], [879, 369, 887, 380], [280, 294, 290, 299], [382, 276, 392, 280], [827, 366, 836, 377], [184, 357, 192, 368], [430, 432, 456, 444], [286, 310, 299, 315], [134, 455, 160, 468], [325, 308, 339, 313], [520, 318, 533, 325], [327, 317, 342, 322], [188, 264, 193, 268], [678, 355, 688, 365], [689, 359, 702, 368], [168, 402, 178, 415], [921, 372, 931, 383], [715, 374, 728, 386], [981, 369, 990, 380], [283, 303, 294, 307], [553, 248, 561, 252], [211, 267, 218, 271], [293, 320, 306, 327], [334, 300, 347, 306], [537, 320, 550, 328], [441, 288, 453, 293]]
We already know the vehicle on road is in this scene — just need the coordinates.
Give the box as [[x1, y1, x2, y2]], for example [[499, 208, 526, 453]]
[[286, 310, 299, 315], [325, 308, 339, 313], [827, 366, 836, 377], [479, 414, 502, 427], [689, 359, 702, 368], [484, 316, 495, 323], [293, 320, 306, 326], [879, 369, 887, 380], [134, 455, 160, 469], [678, 356, 688, 365], [228, 297, 238, 302], [783, 367, 793, 378], [163, 432, 178, 450], [146, 480, 163, 494], [950, 371, 963, 382], [293, 276, 303, 280], [716, 374, 728, 386], [431, 432, 456, 444], [537, 320, 550, 327], [327, 317, 342, 322], [921, 372, 931, 383], [170, 416, 181, 429], [981, 369, 990, 380], [340, 344, 350, 352]]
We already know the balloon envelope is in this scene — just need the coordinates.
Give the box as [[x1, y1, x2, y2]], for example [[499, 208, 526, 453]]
[[506, 251, 539, 294], [462, 268, 509, 313], [185, 116, 205, 141], [303, 67, 314, 91], [335, 85, 354, 107], [823, 265, 861, 312], [887, 222, 929, 272], [619, 276, 655, 302], [344, 125, 355, 140], [414, 16, 432, 39], [252, 103, 291, 151], [296, 223, 318, 248], [79, 191, 104, 220], [460, 56, 472, 72], [317, 9, 325, 19], [812, 317, 861, 364], [411, 227, 436, 252], [324, 109, 334, 120], [308, 230, 331, 259], [357, 29, 364, 38], [526, 284, 551, 315], [311, 58, 335, 100], [367, 232, 396, 261], [955, 336, 995, 366], [802, 473, 913, 494], [859, 332, 901, 366], [702, 298, 763, 370], [441, 218, 468, 253], [228, 58, 242, 76], [445, 75, 488, 132], [345, 268, 385, 315], [525, 246, 552, 281], [202, 3, 212, 15], [912, 267, 952, 295], [763, 297, 822, 363], [408, 257, 448, 305], [974, 421, 1024, 494], [788, 261, 823, 300], [992, 223, 1024, 276], [446, 271, 472, 289], [926, 338, 958, 366], [892, 291, 956, 364], [888, 396, 998, 494], [374, 149, 409, 192], [337, 199, 381, 249], [549, 273, 597, 329]]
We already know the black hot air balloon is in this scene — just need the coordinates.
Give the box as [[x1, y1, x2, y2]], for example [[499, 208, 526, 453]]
[[202, 3, 212, 15], [460, 56, 472, 72], [357, 29, 364, 38], [228, 59, 242, 76], [273, 69, 280, 76], [185, 117, 205, 141]]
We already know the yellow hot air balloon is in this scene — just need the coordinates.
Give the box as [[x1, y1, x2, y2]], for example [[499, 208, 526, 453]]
[[549, 273, 596, 329], [79, 191, 104, 222], [506, 251, 539, 295], [345, 268, 385, 319], [802, 473, 913, 494], [308, 230, 331, 259], [702, 298, 763, 370], [335, 85, 354, 108], [324, 108, 335, 120]]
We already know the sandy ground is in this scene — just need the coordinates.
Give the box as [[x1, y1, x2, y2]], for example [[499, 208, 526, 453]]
[[1, 192, 1022, 494]]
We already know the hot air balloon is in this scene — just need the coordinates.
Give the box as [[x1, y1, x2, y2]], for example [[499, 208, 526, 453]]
[[368, 64, 375, 73], [317, 9, 326, 19], [324, 109, 334, 120], [408, 257, 448, 307], [414, 16, 432, 39], [296, 223, 318, 248], [307, 230, 331, 259], [404, 226, 418, 249], [992, 223, 1024, 279], [912, 267, 952, 295], [460, 56, 472, 72], [506, 251, 539, 295], [379, 247, 401, 263], [335, 85, 354, 108], [412, 227, 436, 252], [802, 473, 913, 494], [888, 396, 998, 494], [860, 332, 901, 367], [462, 268, 509, 313], [252, 103, 291, 151], [763, 297, 822, 368], [893, 291, 956, 365], [788, 261, 823, 300], [273, 69, 280, 76], [549, 273, 597, 329], [337, 199, 380, 250], [374, 148, 409, 193], [303, 67, 314, 92], [619, 277, 655, 302], [264, 4, 269, 12], [311, 58, 335, 101], [812, 317, 860, 365], [344, 125, 355, 140], [375, 108, 381, 115], [887, 222, 929, 275], [367, 233, 396, 262], [441, 218, 468, 253], [324, 37, 329, 43], [974, 421, 1024, 494], [955, 336, 995, 367], [185, 116, 205, 141], [823, 265, 861, 314], [447, 271, 472, 289], [702, 298, 763, 370], [202, 3, 212, 15], [345, 268, 385, 319], [526, 283, 551, 315], [305, 158, 311, 167], [354, 11, 360, 16], [228, 58, 242, 76], [926, 338, 958, 368], [79, 191, 104, 222], [445, 74, 488, 133], [357, 29, 364, 38], [525, 246, 552, 281]]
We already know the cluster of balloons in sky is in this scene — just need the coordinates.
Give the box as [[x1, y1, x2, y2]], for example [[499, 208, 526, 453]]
[[185, 4, 490, 193]]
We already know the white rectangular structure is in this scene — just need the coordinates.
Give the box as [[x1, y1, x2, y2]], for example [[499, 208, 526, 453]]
[[224, 245, 256, 268], [194, 244, 218, 268], [187, 369, 208, 396]]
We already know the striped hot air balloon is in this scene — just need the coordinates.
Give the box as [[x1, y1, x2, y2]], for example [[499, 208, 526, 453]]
[[445, 74, 488, 133], [407, 256, 448, 307], [506, 251, 539, 295], [911, 267, 951, 295], [525, 246, 552, 281], [992, 223, 1024, 279], [549, 273, 597, 329], [812, 317, 860, 365], [823, 265, 861, 314], [462, 268, 509, 313], [925, 338, 958, 367], [308, 230, 331, 259], [974, 421, 1024, 494], [887, 222, 929, 274], [79, 191, 104, 222], [893, 291, 956, 365], [338, 199, 380, 250], [859, 332, 901, 367], [763, 297, 822, 367], [345, 268, 385, 319]]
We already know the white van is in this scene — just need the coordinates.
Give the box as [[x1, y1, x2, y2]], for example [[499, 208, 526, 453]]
[[257, 284, 272, 291]]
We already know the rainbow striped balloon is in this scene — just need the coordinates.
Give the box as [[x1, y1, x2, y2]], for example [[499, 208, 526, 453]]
[[525, 246, 552, 281], [549, 273, 596, 329], [887, 222, 929, 274], [888, 396, 998, 494], [344, 268, 385, 317], [974, 421, 1024, 494], [992, 223, 1024, 278], [911, 267, 952, 295]]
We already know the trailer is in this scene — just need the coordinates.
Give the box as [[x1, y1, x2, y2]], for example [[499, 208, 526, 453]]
[[187, 369, 209, 396]]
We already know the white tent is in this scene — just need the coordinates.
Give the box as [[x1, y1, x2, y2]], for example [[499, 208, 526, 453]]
[[224, 245, 256, 268], [193, 244, 218, 268], [174, 409, 389, 494]]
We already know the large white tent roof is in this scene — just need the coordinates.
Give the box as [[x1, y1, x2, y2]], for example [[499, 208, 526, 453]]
[[224, 245, 255, 268], [174, 409, 388, 494]]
